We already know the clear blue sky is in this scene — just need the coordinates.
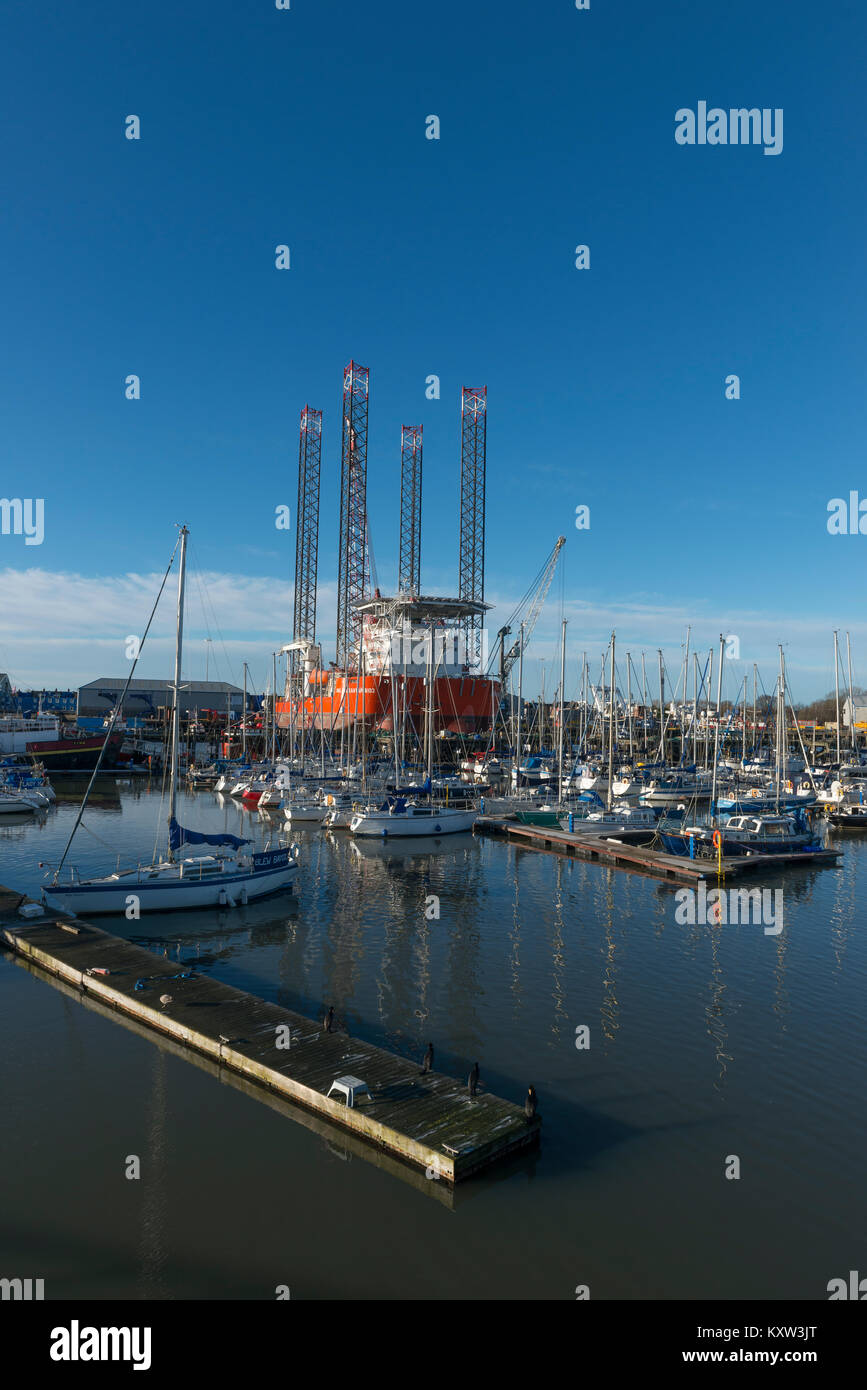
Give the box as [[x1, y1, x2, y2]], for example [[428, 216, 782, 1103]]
[[1, 0, 865, 703]]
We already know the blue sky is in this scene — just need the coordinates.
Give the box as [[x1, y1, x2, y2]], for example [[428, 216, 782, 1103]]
[[1, 0, 865, 703]]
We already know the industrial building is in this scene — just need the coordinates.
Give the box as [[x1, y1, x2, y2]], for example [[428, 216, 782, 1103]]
[[76, 678, 246, 720]]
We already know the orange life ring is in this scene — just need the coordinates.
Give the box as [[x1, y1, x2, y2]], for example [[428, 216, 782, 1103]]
[[712, 830, 722, 849]]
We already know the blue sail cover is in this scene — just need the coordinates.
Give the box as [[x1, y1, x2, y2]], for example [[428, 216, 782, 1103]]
[[169, 817, 251, 851], [578, 789, 605, 806]]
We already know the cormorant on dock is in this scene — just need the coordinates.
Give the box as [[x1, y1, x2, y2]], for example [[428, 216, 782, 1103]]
[[323, 1005, 334, 1033], [468, 1061, 480, 1097], [524, 1085, 537, 1121], [420, 1042, 434, 1075]]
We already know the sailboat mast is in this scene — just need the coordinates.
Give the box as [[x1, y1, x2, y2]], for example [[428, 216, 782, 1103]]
[[426, 620, 435, 782], [833, 630, 841, 765], [515, 623, 524, 783], [692, 653, 698, 766], [777, 644, 785, 809], [388, 635, 400, 789], [167, 525, 188, 861], [710, 633, 724, 822], [271, 651, 277, 764], [626, 651, 633, 760], [706, 648, 714, 771], [641, 652, 648, 755], [558, 619, 567, 806], [845, 630, 855, 756], [242, 663, 248, 760], [682, 626, 691, 762], [607, 633, 615, 810], [657, 650, 665, 764], [741, 675, 748, 763]]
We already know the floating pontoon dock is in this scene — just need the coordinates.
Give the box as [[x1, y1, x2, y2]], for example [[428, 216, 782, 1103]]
[[0, 889, 539, 1185], [474, 818, 841, 881]]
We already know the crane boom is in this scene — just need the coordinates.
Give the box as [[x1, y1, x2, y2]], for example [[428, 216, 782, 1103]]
[[489, 535, 566, 686]]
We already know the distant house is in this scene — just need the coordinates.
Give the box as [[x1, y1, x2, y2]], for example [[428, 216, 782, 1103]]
[[843, 697, 867, 729], [76, 678, 246, 719]]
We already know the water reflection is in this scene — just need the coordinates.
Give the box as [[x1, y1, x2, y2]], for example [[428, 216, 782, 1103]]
[[139, 1049, 169, 1298], [3, 782, 867, 1297]]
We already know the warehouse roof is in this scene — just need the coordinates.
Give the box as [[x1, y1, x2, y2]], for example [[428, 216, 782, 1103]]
[[79, 677, 243, 693]]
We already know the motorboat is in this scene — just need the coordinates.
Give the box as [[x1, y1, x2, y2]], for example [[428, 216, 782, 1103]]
[[321, 792, 358, 828], [349, 796, 476, 838], [558, 804, 657, 836], [718, 812, 820, 855], [257, 784, 285, 810], [640, 774, 708, 807], [0, 787, 44, 815], [828, 801, 867, 826], [283, 796, 328, 824], [658, 810, 821, 858], [1, 768, 53, 808]]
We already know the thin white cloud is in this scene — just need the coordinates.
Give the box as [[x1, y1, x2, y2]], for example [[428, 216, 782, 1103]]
[[0, 567, 860, 700], [0, 567, 333, 690]]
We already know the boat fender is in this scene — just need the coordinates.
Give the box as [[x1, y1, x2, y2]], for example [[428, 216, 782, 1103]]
[[239, 887, 248, 905]]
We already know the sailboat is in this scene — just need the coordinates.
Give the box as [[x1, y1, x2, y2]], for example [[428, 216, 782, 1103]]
[[349, 625, 477, 838], [43, 527, 299, 915]]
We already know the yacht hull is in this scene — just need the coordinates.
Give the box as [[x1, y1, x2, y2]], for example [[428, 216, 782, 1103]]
[[43, 858, 298, 915], [350, 807, 476, 837]]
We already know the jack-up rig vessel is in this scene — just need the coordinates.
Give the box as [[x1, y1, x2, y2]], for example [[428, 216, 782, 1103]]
[[275, 364, 500, 739]]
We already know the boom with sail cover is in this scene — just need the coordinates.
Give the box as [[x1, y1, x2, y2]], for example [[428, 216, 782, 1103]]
[[168, 819, 251, 852]]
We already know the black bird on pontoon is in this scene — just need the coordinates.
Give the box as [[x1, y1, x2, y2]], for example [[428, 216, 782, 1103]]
[[323, 1005, 334, 1033], [420, 1042, 434, 1075], [525, 1085, 538, 1121], [468, 1061, 480, 1097]]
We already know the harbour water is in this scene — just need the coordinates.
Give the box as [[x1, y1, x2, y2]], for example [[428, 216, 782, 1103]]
[[2, 778, 865, 1299]]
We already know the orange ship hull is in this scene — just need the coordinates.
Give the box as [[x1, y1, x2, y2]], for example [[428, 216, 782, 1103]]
[[276, 673, 499, 735]]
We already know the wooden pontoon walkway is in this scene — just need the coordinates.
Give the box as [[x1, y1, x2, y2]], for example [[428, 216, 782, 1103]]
[[475, 818, 841, 881], [0, 890, 538, 1185]]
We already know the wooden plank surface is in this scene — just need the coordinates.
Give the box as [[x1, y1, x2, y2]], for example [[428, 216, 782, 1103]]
[[1, 904, 539, 1183], [475, 817, 841, 880]]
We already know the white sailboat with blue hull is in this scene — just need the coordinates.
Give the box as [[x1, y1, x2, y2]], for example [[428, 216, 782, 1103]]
[[43, 526, 299, 915]]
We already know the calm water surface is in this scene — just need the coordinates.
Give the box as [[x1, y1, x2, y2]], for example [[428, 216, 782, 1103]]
[[1, 777, 865, 1299]]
